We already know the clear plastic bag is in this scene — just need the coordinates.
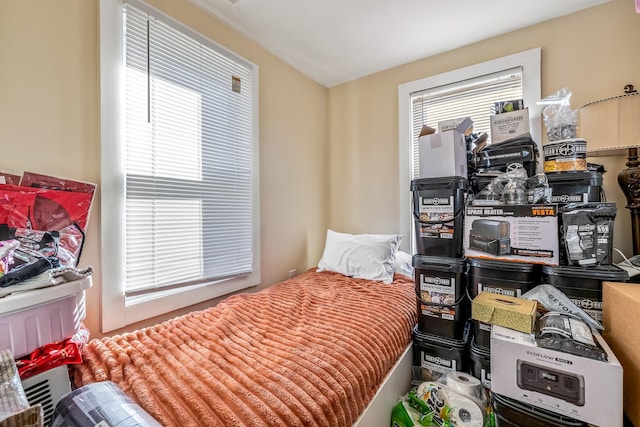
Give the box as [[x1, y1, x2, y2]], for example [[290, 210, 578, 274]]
[[536, 312, 607, 361], [0, 350, 31, 421], [537, 87, 579, 141], [521, 284, 603, 331], [0, 223, 84, 270]]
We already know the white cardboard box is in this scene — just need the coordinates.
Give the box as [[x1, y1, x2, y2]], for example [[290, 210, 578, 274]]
[[438, 116, 471, 133], [418, 130, 467, 178], [490, 324, 623, 426], [464, 204, 559, 265], [490, 108, 530, 144]]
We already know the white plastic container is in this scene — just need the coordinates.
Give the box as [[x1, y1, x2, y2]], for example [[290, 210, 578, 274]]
[[0, 277, 92, 358]]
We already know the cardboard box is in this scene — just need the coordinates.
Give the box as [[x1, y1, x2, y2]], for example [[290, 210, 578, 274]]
[[418, 128, 467, 179], [464, 204, 559, 265], [491, 325, 623, 426], [471, 292, 537, 334], [493, 99, 524, 115], [438, 116, 472, 133], [603, 281, 640, 426], [490, 108, 530, 144]]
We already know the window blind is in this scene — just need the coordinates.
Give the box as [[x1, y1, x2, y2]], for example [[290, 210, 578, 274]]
[[410, 68, 523, 179], [124, 3, 253, 295]]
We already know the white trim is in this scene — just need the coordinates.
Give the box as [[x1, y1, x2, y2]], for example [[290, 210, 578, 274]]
[[100, 0, 260, 332], [397, 48, 541, 252], [128, 0, 254, 70], [100, 0, 127, 331], [352, 343, 413, 427]]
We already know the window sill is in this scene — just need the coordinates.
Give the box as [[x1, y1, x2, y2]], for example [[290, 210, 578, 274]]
[[122, 273, 260, 328]]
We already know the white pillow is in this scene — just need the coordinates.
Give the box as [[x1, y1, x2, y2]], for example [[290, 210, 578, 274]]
[[393, 250, 414, 279], [316, 229, 404, 284]]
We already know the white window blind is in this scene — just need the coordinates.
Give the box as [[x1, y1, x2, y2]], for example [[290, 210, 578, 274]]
[[123, 3, 254, 295], [409, 68, 523, 179]]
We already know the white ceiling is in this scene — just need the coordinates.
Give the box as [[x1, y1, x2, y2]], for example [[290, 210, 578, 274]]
[[189, 0, 610, 87]]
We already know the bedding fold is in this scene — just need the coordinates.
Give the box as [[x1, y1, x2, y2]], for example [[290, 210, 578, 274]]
[[74, 270, 417, 426]]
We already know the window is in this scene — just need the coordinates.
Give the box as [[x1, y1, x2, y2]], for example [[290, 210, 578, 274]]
[[100, 0, 260, 332], [398, 49, 541, 252]]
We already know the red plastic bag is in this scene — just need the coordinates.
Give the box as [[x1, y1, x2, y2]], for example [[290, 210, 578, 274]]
[[15, 327, 90, 380], [0, 189, 35, 228], [0, 184, 93, 232]]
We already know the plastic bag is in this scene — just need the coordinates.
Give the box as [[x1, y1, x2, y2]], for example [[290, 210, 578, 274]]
[[560, 203, 616, 266], [0, 240, 19, 277], [0, 349, 31, 421], [537, 87, 578, 141], [16, 327, 89, 380], [536, 312, 608, 361], [0, 183, 93, 233], [521, 284, 603, 330], [0, 223, 84, 270], [472, 164, 531, 205]]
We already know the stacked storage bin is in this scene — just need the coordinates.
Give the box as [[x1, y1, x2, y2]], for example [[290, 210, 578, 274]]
[[467, 258, 540, 390], [411, 176, 470, 383], [546, 168, 629, 327], [483, 124, 628, 424], [465, 126, 541, 395]]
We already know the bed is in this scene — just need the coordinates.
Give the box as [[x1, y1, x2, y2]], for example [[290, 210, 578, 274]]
[[73, 266, 417, 426]]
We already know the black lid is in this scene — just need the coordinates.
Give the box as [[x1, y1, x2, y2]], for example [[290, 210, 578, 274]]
[[411, 176, 467, 191], [467, 258, 536, 273], [542, 264, 629, 281], [546, 170, 602, 184], [412, 324, 469, 349], [413, 255, 466, 273], [470, 337, 490, 357]]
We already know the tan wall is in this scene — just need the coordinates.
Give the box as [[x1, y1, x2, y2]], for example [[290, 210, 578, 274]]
[[328, 0, 640, 259], [0, 0, 328, 337]]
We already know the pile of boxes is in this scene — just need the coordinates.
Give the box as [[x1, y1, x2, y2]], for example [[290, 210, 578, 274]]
[[411, 99, 629, 425]]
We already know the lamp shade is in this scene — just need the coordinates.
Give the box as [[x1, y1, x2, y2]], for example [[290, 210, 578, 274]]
[[579, 92, 640, 155]]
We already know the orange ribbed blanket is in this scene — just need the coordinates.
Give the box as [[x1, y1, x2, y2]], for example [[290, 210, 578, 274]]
[[73, 270, 417, 427]]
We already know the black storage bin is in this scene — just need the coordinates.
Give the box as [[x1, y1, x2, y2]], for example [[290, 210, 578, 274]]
[[413, 255, 468, 340], [469, 337, 491, 389], [472, 320, 492, 350], [467, 258, 539, 298], [546, 171, 603, 205], [492, 393, 588, 427], [411, 177, 466, 258], [412, 324, 469, 384], [469, 171, 502, 195], [468, 259, 539, 349], [474, 139, 537, 177], [541, 265, 629, 324]]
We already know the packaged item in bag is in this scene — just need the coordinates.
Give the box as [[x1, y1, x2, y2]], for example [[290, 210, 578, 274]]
[[560, 203, 616, 266], [0, 240, 19, 277], [0, 223, 84, 269], [521, 284, 603, 331], [536, 312, 608, 361], [537, 87, 578, 141]]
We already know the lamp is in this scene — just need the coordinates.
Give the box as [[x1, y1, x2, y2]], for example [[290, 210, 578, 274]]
[[579, 87, 640, 254]]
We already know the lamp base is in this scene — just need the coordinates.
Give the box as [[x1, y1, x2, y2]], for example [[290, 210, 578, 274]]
[[617, 147, 640, 255]]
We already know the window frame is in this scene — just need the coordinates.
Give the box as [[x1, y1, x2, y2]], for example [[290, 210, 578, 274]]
[[397, 48, 541, 253], [100, 0, 261, 332]]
